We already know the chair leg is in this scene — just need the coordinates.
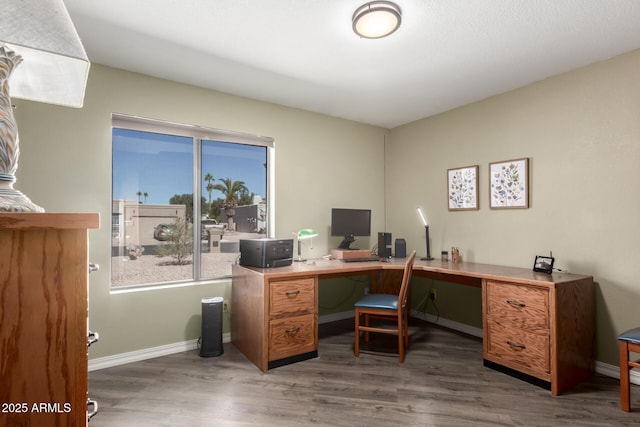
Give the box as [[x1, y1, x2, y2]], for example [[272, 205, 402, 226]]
[[354, 310, 360, 357], [398, 314, 405, 363], [403, 309, 409, 349], [620, 340, 631, 412], [364, 313, 370, 342]]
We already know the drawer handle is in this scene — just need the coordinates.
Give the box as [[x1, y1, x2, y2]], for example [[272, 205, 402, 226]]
[[88, 330, 100, 347], [506, 300, 526, 308], [507, 340, 526, 350], [87, 398, 98, 420], [285, 290, 301, 296], [285, 326, 301, 334]]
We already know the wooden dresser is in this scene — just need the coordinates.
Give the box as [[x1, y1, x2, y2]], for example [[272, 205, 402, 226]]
[[231, 258, 594, 395], [0, 213, 99, 427]]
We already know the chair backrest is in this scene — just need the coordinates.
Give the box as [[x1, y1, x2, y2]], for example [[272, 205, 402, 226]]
[[397, 251, 417, 310]]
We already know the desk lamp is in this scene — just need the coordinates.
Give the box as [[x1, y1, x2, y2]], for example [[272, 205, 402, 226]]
[[0, 0, 90, 212], [294, 229, 318, 262], [416, 207, 434, 260]]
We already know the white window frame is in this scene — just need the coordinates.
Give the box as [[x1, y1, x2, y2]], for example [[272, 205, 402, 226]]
[[111, 113, 275, 290]]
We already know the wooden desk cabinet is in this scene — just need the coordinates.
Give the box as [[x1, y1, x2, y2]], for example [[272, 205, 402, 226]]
[[232, 265, 318, 371], [268, 278, 317, 362], [483, 277, 594, 395], [0, 213, 99, 427], [231, 259, 594, 395]]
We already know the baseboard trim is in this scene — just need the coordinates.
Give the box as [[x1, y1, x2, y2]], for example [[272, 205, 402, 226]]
[[319, 311, 355, 324], [410, 309, 483, 338], [89, 312, 640, 386], [89, 332, 231, 371]]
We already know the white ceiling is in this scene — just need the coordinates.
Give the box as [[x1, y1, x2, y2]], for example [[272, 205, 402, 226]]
[[64, 0, 640, 129]]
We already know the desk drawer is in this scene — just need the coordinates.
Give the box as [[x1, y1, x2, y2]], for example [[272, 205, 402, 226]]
[[486, 319, 550, 376], [485, 281, 549, 329], [269, 314, 317, 361], [270, 278, 316, 319]]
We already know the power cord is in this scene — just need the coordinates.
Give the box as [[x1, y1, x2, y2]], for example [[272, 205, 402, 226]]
[[415, 291, 440, 323]]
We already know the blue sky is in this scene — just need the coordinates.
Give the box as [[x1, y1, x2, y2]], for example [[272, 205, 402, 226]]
[[113, 129, 267, 205]]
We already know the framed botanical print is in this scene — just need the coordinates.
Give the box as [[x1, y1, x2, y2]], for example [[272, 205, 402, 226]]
[[447, 165, 479, 211], [489, 158, 529, 209]]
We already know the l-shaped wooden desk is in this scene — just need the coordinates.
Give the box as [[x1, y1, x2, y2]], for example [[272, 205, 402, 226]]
[[231, 258, 594, 395]]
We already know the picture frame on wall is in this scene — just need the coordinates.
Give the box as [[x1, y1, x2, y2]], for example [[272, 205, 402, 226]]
[[489, 157, 529, 209], [447, 165, 479, 211]]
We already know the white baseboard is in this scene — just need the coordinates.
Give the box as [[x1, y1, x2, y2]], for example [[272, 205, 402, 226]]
[[89, 312, 640, 386], [411, 309, 483, 338], [88, 332, 231, 371], [319, 311, 355, 324]]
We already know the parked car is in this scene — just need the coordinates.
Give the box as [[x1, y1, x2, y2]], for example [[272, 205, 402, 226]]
[[153, 223, 175, 241], [201, 218, 225, 241]]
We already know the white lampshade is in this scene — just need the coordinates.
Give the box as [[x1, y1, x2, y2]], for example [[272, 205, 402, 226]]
[[0, 0, 90, 107]]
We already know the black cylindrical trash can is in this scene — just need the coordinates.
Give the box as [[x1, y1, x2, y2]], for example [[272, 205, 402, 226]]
[[200, 297, 224, 357]]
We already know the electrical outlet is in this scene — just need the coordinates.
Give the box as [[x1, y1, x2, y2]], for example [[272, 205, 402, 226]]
[[223, 302, 228, 313], [429, 288, 437, 301]]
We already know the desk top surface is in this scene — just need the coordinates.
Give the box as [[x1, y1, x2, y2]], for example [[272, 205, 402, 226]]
[[234, 257, 592, 287]]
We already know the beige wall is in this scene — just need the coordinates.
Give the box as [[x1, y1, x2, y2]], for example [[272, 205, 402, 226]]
[[13, 49, 640, 367], [14, 65, 386, 359], [386, 49, 640, 365]]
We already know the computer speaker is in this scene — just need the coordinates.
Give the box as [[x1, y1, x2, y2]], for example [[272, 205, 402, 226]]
[[378, 232, 392, 259], [395, 238, 407, 258]]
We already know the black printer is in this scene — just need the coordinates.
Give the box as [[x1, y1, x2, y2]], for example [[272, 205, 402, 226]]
[[239, 238, 293, 268]]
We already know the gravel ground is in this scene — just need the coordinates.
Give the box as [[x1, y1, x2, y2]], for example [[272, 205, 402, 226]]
[[111, 231, 262, 287], [111, 252, 240, 287]]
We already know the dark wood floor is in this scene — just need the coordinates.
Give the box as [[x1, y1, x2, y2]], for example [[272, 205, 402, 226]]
[[89, 319, 639, 426]]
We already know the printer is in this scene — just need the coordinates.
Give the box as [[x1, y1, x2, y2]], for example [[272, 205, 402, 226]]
[[239, 238, 293, 268]]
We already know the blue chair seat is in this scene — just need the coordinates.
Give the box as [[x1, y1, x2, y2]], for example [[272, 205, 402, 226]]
[[354, 293, 398, 310], [618, 327, 640, 344]]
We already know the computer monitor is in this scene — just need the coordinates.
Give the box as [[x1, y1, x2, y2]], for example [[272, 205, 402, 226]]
[[331, 208, 371, 249]]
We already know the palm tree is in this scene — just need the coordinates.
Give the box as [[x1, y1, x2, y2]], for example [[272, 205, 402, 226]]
[[136, 191, 142, 204], [213, 178, 248, 231], [143, 192, 149, 203], [204, 172, 215, 215]]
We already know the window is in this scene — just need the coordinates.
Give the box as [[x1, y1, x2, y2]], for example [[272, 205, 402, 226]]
[[111, 114, 273, 289]]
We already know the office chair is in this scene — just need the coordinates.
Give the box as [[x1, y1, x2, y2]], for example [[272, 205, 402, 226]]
[[354, 250, 416, 363], [618, 327, 640, 411]]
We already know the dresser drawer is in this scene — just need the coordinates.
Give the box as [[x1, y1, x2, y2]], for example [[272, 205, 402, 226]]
[[270, 278, 316, 319], [486, 319, 550, 376], [485, 281, 549, 329], [269, 314, 317, 361]]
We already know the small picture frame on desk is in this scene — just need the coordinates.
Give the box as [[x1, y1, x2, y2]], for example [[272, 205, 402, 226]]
[[533, 255, 554, 274]]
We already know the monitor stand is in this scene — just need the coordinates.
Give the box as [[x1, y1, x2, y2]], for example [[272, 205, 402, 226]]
[[330, 248, 372, 260]]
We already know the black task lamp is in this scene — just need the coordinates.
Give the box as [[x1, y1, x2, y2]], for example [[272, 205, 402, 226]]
[[416, 207, 434, 261]]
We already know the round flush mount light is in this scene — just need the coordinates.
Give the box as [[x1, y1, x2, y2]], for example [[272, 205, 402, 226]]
[[352, 1, 402, 39]]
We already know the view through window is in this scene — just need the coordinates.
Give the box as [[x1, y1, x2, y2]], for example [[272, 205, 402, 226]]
[[111, 114, 273, 289]]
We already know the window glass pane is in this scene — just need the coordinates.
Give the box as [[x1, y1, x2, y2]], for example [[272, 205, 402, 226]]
[[112, 128, 194, 287], [200, 140, 268, 279], [111, 117, 273, 290]]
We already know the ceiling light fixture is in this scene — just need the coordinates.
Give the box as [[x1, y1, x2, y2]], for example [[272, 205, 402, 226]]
[[352, 1, 402, 39]]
